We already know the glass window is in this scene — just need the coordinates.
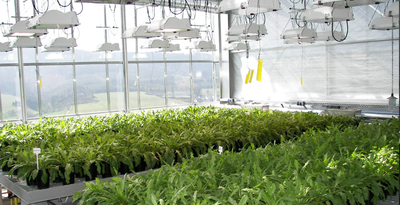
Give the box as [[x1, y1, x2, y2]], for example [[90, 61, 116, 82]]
[[76, 65, 107, 113], [128, 64, 139, 109], [0, 67, 22, 121], [24, 66, 39, 118], [167, 63, 191, 105], [109, 64, 125, 111], [40, 65, 74, 117], [193, 63, 214, 103], [215, 63, 220, 100], [139, 63, 166, 107]]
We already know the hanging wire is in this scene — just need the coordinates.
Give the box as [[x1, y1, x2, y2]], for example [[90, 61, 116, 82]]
[[32, 0, 49, 14], [57, 0, 72, 8], [73, 1, 84, 15], [331, 19, 349, 42], [147, 5, 156, 21], [168, 0, 185, 15], [367, 4, 380, 27]]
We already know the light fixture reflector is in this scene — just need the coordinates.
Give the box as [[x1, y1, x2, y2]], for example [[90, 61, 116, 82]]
[[11, 37, 42, 48], [4, 20, 48, 37], [302, 6, 354, 23], [369, 17, 399, 30], [0, 42, 13, 52], [281, 28, 317, 39], [227, 24, 267, 36], [146, 17, 191, 33], [122, 25, 161, 38], [28, 10, 80, 29]]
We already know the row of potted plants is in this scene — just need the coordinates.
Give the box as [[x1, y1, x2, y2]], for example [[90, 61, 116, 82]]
[[0, 106, 361, 188], [73, 117, 399, 204]]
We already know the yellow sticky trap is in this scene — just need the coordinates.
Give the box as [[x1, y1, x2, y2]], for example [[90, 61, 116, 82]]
[[300, 77, 303, 85], [256, 59, 263, 81], [134, 80, 137, 86], [39, 78, 42, 88], [245, 70, 250, 84], [249, 70, 254, 83]]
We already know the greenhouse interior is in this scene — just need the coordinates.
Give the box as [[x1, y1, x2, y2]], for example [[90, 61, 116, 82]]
[[0, 0, 399, 204]]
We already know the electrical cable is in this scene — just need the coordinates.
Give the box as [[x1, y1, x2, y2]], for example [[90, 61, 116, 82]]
[[331, 19, 348, 42], [56, 0, 72, 8], [73, 1, 84, 15], [32, 0, 49, 14]]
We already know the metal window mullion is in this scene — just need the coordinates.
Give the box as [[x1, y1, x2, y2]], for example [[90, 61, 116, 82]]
[[70, 4, 78, 115], [190, 49, 193, 104], [135, 5, 141, 109], [104, 5, 111, 112], [164, 51, 168, 107], [15, 0, 26, 123], [35, 47, 42, 117], [218, 13, 225, 99], [0, 84, 3, 121], [121, 4, 129, 113]]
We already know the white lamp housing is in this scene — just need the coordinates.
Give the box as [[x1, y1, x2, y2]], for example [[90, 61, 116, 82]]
[[369, 17, 399, 30], [164, 28, 201, 40], [11, 37, 42, 48], [386, 1, 399, 17], [219, 0, 281, 15], [284, 38, 315, 44], [302, 6, 354, 23], [225, 42, 247, 51], [315, 31, 345, 41], [146, 17, 191, 33], [227, 24, 267, 36], [227, 35, 261, 42], [122, 25, 161, 38], [4, 20, 48, 37], [313, 0, 386, 8], [193, 41, 216, 51], [0, 42, 13, 52], [42, 47, 71, 52], [160, 43, 180, 52], [281, 28, 317, 39], [142, 39, 170, 48], [96, 42, 120, 52], [45, 37, 77, 49], [387, 93, 398, 110], [28, 10, 80, 29]]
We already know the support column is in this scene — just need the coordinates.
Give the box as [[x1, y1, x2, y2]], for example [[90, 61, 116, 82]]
[[121, 4, 129, 113]]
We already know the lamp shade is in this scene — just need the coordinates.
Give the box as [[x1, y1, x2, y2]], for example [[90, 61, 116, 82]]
[[386, 1, 399, 17], [194, 41, 216, 51], [302, 6, 354, 23], [164, 28, 200, 40], [0, 42, 13, 52], [369, 17, 399, 30], [225, 42, 247, 51], [45, 37, 77, 48], [227, 35, 261, 42], [281, 28, 317, 39], [122, 25, 161, 38], [146, 17, 191, 33], [28, 10, 80, 29], [11, 37, 42, 48], [315, 31, 345, 41], [313, 0, 386, 8], [227, 24, 267, 36], [142, 39, 170, 48], [219, 0, 281, 14], [160, 43, 180, 52], [42, 47, 71, 52], [4, 20, 48, 37], [284, 38, 315, 44], [96, 42, 120, 52]]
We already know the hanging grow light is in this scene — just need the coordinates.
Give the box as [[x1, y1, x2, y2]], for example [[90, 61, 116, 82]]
[[164, 28, 201, 40], [141, 39, 170, 49], [227, 35, 261, 43], [0, 42, 13, 52], [160, 43, 180, 52], [281, 28, 317, 39], [369, 17, 399, 30], [284, 38, 315, 44], [45, 37, 77, 48], [225, 42, 247, 51], [386, 1, 399, 17], [42, 47, 71, 52], [219, 0, 281, 15], [193, 40, 216, 52], [4, 20, 48, 37], [313, 0, 386, 8], [27, 10, 80, 29], [122, 25, 161, 38], [302, 6, 354, 23], [96, 42, 120, 52], [315, 31, 345, 41], [146, 17, 191, 33], [227, 24, 267, 36], [11, 37, 42, 48]]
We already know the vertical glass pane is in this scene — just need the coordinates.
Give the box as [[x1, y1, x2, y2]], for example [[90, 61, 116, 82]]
[[139, 63, 166, 107], [76, 65, 107, 113], [22, 48, 36, 63], [193, 63, 214, 103], [109, 64, 125, 111], [215, 63, 220, 100], [0, 67, 21, 120], [24, 66, 39, 118], [167, 63, 191, 105], [128, 64, 139, 109], [40, 66, 74, 117]]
